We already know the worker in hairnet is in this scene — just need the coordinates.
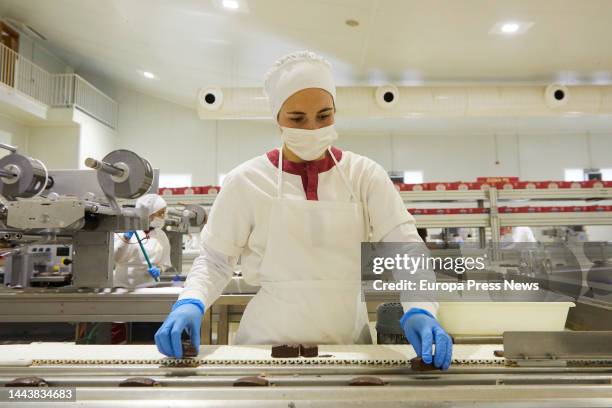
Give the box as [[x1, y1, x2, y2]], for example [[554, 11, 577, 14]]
[[102, 194, 172, 344], [114, 193, 172, 288], [155, 51, 452, 370]]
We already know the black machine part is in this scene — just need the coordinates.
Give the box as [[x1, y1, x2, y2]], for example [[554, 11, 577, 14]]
[[375, 302, 408, 345]]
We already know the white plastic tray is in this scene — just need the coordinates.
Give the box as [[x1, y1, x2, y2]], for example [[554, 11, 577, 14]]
[[438, 302, 575, 335]]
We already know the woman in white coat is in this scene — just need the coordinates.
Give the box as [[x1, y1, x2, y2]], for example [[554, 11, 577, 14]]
[[114, 194, 172, 288], [156, 51, 453, 370]]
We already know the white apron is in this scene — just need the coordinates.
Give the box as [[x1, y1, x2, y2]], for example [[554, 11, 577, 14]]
[[234, 147, 372, 345]]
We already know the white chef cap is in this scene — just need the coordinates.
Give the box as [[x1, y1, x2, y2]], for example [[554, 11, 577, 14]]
[[263, 50, 336, 120], [135, 194, 167, 217]]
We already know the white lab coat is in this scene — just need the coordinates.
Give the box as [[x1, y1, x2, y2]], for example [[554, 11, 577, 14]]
[[501, 226, 537, 244], [114, 228, 171, 288]]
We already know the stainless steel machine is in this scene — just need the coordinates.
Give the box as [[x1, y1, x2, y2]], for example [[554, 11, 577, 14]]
[[0, 146, 156, 288], [163, 204, 207, 274], [3, 243, 73, 287]]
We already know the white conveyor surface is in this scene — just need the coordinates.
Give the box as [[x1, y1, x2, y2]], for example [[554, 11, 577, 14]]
[[0, 343, 503, 365]]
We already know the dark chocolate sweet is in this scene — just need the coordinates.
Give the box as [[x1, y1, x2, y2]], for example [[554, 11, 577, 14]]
[[271, 344, 300, 358], [299, 344, 318, 358], [233, 376, 269, 387], [119, 377, 160, 387], [5, 377, 48, 387], [348, 376, 386, 386], [410, 356, 438, 371], [182, 340, 198, 358]]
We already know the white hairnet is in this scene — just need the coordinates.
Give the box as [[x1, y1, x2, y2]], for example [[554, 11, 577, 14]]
[[135, 194, 167, 217], [263, 50, 336, 120]]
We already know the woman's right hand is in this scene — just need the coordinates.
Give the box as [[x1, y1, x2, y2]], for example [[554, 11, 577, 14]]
[[155, 300, 204, 358]]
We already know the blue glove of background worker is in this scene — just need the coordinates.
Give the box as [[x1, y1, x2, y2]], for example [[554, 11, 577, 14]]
[[123, 231, 134, 240], [148, 266, 160, 280], [401, 308, 453, 370], [155, 299, 205, 359]]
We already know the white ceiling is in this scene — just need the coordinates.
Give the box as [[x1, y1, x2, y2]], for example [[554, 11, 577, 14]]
[[2, 0, 612, 111]]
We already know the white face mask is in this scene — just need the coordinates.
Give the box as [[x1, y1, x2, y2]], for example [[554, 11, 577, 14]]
[[150, 217, 165, 229], [280, 124, 338, 161]]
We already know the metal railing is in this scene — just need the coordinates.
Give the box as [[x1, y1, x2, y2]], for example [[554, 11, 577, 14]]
[[73, 75, 118, 129], [0, 42, 117, 129], [1, 41, 53, 105], [49, 74, 74, 107]]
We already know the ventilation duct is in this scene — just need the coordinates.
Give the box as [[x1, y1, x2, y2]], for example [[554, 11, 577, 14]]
[[196, 85, 612, 120]]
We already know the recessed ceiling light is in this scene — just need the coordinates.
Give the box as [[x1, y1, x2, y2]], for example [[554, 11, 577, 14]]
[[222, 0, 239, 9], [143, 71, 155, 79], [213, 0, 249, 13], [489, 21, 534, 35], [501, 23, 519, 33]]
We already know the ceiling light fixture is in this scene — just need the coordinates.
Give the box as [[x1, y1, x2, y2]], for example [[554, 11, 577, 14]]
[[213, 0, 249, 13], [143, 71, 155, 79], [489, 21, 534, 35], [501, 22, 519, 33], [222, 0, 239, 10]]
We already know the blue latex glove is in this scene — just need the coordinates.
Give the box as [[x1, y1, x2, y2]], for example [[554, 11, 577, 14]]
[[155, 299, 204, 359], [123, 231, 134, 240], [148, 266, 160, 280], [401, 308, 453, 370]]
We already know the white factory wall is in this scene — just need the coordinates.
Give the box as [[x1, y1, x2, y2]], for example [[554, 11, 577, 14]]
[[0, 112, 116, 170], [67, 67, 612, 185], [74, 111, 117, 169], [15, 28, 72, 74], [0, 115, 29, 157], [115, 87, 342, 185], [337, 132, 522, 181], [27, 124, 79, 169], [215, 121, 280, 180], [108, 86, 612, 186], [3, 56, 611, 185], [342, 131, 612, 182], [2, 84, 612, 185], [115, 87, 218, 186]]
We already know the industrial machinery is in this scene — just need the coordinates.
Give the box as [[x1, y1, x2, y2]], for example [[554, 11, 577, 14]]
[[0, 333, 610, 407], [0, 146, 157, 288], [3, 244, 73, 287], [163, 204, 207, 274]]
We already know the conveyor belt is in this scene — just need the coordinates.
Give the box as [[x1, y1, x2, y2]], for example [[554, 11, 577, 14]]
[[0, 344, 505, 366], [1, 344, 611, 408], [2, 344, 611, 368]]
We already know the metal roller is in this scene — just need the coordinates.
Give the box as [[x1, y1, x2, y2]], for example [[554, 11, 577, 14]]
[[185, 204, 207, 227], [86, 150, 153, 199], [0, 153, 50, 200]]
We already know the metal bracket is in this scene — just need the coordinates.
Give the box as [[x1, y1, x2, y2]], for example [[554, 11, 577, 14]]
[[6, 199, 85, 229], [504, 331, 612, 363]]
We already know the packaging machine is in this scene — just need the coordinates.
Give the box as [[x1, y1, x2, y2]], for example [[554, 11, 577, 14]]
[[0, 146, 156, 289], [0, 145, 206, 288]]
